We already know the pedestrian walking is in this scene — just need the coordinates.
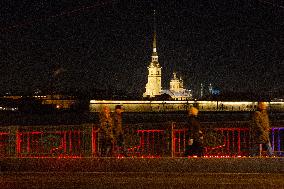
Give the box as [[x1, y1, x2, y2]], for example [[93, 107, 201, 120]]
[[250, 102, 273, 157], [112, 105, 128, 157], [98, 106, 114, 157], [184, 107, 204, 157]]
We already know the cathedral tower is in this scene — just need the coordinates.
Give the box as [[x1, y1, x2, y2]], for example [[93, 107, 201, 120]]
[[170, 72, 183, 93], [143, 10, 162, 98]]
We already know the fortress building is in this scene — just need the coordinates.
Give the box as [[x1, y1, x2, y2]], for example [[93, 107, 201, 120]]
[[143, 11, 192, 100], [162, 72, 192, 100]]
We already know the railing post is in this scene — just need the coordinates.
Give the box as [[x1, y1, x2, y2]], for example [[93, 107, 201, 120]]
[[16, 128, 21, 157], [63, 131, 67, 154], [8, 126, 18, 157], [277, 128, 281, 154], [171, 122, 175, 158], [271, 128, 275, 153], [91, 125, 97, 157], [237, 128, 241, 155], [69, 130, 72, 155]]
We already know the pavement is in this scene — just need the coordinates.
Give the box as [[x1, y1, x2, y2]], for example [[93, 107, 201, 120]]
[[1, 157, 283, 188]]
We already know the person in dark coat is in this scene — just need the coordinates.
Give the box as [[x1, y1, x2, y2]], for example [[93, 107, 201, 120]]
[[98, 106, 114, 157], [184, 107, 204, 157], [112, 105, 128, 157], [250, 102, 273, 157]]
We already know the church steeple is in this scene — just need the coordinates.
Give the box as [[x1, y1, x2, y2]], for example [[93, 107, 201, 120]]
[[151, 10, 158, 63], [143, 10, 162, 98]]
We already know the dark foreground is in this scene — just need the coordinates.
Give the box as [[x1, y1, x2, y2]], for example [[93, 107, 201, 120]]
[[2, 172, 283, 189], [1, 158, 283, 189]]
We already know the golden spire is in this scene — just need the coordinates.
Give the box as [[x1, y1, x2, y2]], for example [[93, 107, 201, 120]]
[[152, 10, 158, 60]]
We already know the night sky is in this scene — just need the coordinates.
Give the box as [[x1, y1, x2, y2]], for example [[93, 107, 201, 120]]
[[0, 0, 283, 97]]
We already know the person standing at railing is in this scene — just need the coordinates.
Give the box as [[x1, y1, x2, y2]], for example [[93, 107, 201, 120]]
[[184, 107, 204, 157], [98, 106, 115, 157], [112, 105, 128, 157], [250, 102, 273, 157]]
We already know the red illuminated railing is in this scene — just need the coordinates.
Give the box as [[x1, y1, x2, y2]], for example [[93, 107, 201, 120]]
[[172, 127, 250, 157], [16, 130, 83, 157], [0, 126, 90, 158], [0, 123, 283, 158], [0, 132, 9, 157], [135, 130, 167, 157]]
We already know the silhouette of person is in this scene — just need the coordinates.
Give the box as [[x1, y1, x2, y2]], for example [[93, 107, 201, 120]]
[[112, 105, 128, 157], [184, 107, 204, 157], [98, 106, 114, 157], [250, 102, 273, 157]]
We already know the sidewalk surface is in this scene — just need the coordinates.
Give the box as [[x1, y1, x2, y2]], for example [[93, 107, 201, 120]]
[[1, 157, 283, 188]]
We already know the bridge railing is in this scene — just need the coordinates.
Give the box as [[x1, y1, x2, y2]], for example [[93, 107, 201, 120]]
[[0, 123, 283, 158], [271, 127, 284, 156], [0, 125, 92, 158]]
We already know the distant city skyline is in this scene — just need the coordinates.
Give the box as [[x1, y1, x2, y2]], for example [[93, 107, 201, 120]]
[[0, 1, 283, 97]]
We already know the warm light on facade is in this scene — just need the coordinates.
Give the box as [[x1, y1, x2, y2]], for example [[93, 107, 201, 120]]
[[90, 100, 284, 112]]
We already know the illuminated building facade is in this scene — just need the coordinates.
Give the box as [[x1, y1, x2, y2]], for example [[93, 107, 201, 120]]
[[162, 72, 192, 100], [90, 100, 284, 112]]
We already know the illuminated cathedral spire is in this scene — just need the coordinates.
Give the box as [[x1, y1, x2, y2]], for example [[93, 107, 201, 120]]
[[152, 10, 158, 61], [143, 10, 162, 98]]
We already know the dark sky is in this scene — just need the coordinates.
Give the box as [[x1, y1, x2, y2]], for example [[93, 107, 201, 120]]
[[0, 0, 283, 96]]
